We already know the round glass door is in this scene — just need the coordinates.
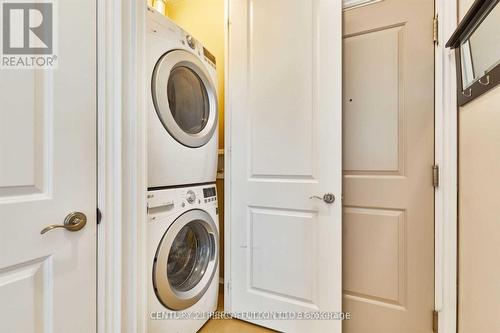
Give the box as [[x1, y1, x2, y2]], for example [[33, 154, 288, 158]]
[[167, 221, 211, 292], [167, 67, 209, 135], [153, 210, 218, 310], [152, 50, 218, 148]]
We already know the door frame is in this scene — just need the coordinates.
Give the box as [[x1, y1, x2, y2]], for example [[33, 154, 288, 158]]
[[95, 0, 460, 333], [223, 0, 231, 312], [97, 0, 148, 332], [434, 1, 458, 332]]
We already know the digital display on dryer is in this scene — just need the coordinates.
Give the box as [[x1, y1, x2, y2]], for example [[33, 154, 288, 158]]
[[203, 47, 216, 66], [203, 187, 216, 198]]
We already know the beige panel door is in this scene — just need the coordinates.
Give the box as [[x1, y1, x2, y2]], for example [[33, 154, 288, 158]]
[[342, 0, 435, 332], [228, 0, 343, 332]]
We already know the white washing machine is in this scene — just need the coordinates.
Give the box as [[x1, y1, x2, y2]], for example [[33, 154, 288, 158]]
[[147, 184, 219, 333], [147, 7, 219, 189]]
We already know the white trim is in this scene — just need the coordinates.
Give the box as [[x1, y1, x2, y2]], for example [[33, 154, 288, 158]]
[[121, 0, 147, 332], [97, 0, 123, 331], [434, 1, 458, 333], [98, 0, 147, 332], [223, 0, 232, 312]]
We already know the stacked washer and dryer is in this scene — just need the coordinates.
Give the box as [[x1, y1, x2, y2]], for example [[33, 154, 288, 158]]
[[146, 7, 220, 333]]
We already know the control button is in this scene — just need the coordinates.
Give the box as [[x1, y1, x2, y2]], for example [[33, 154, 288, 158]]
[[186, 190, 196, 204], [186, 35, 196, 49]]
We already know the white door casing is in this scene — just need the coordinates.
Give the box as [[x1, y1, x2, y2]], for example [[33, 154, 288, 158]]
[[434, 1, 458, 332], [227, 0, 343, 332], [0, 0, 96, 332]]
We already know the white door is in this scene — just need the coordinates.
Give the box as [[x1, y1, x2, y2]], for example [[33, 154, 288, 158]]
[[0, 0, 96, 332], [227, 0, 342, 332]]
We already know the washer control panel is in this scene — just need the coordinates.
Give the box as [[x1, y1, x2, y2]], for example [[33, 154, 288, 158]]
[[147, 185, 217, 221]]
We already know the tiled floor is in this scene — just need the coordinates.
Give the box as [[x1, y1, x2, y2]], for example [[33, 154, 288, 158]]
[[198, 289, 276, 333]]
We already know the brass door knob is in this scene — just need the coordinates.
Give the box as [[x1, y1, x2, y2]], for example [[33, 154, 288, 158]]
[[40, 212, 87, 235]]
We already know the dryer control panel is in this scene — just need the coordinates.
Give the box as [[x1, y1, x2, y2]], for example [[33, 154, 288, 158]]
[[182, 33, 216, 70]]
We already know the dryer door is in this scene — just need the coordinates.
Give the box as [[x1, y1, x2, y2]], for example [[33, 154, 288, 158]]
[[153, 209, 218, 310], [152, 50, 218, 148]]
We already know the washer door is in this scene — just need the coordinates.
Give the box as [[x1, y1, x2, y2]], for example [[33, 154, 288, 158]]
[[152, 50, 218, 148], [153, 209, 218, 310]]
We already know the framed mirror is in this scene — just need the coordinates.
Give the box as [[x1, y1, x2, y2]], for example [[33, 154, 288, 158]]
[[446, 0, 500, 105]]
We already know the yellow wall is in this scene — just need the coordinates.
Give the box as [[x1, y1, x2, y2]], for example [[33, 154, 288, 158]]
[[166, 0, 225, 150], [458, 2, 500, 332]]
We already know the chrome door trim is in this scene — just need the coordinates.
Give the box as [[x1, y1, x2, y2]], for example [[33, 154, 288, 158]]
[[153, 209, 219, 310], [152, 49, 218, 148]]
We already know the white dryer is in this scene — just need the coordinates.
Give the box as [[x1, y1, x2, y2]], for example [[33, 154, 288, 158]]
[[147, 184, 219, 333], [147, 7, 219, 189]]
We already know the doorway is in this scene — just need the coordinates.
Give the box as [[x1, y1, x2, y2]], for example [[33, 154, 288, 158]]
[[121, 0, 438, 332], [163, 0, 436, 332]]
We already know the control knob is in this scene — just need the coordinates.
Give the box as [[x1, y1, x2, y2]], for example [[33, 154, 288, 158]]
[[186, 190, 196, 204], [186, 35, 196, 49]]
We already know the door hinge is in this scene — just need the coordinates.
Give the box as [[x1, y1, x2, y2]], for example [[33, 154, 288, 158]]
[[433, 310, 439, 333], [433, 15, 439, 44], [433, 164, 440, 188], [97, 208, 102, 224]]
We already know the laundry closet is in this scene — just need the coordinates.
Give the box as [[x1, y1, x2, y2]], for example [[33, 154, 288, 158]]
[[145, 1, 228, 332], [157, 0, 227, 284]]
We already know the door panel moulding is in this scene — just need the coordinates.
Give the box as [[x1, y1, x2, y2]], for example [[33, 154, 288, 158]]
[[343, 0, 382, 11]]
